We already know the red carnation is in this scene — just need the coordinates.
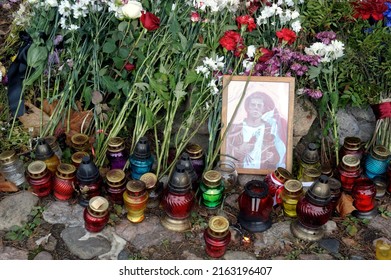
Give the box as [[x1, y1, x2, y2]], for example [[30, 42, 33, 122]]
[[352, 0, 387, 21], [276, 28, 297, 45], [236, 15, 257, 32], [219, 30, 244, 51], [140, 11, 160, 31], [258, 47, 274, 62]]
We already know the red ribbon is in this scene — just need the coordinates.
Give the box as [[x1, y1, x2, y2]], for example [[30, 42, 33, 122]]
[[371, 102, 391, 120]]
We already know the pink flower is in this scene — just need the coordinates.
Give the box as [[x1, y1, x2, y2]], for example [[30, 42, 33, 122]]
[[190, 11, 201, 22]]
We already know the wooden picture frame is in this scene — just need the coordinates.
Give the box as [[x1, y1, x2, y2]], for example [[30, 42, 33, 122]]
[[220, 75, 295, 175]]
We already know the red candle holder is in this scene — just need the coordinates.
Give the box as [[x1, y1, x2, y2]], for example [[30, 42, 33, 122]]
[[264, 167, 293, 203], [203, 216, 231, 258], [105, 169, 127, 205], [237, 180, 273, 233], [83, 196, 110, 232], [53, 163, 76, 200], [291, 175, 333, 241], [352, 177, 378, 219], [161, 164, 195, 232], [337, 155, 362, 193], [26, 161, 53, 197]]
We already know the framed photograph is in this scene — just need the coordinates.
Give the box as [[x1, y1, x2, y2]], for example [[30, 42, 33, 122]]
[[220, 75, 295, 175]]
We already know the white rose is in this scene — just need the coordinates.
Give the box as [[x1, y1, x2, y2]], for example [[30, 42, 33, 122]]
[[121, 1, 143, 19]]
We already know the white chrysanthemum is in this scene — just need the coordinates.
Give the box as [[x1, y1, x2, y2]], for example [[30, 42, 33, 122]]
[[71, 2, 89, 19], [291, 10, 300, 19], [279, 9, 292, 25], [195, 66, 210, 77], [209, 80, 219, 95], [68, 24, 79, 31], [203, 57, 217, 70], [47, 0, 58, 7], [284, 0, 295, 7], [242, 60, 254, 72], [246, 45, 256, 58], [291, 20, 302, 32], [215, 55, 225, 70], [304, 42, 326, 56], [58, 0, 72, 17], [330, 40, 345, 59]]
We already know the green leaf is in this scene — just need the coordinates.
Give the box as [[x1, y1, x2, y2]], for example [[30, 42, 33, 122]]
[[102, 41, 117, 54], [24, 64, 44, 86], [118, 21, 129, 32], [118, 47, 129, 59], [83, 87, 92, 109], [185, 70, 200, 85], [308, 66, 322, 79], [346, 224, 358, 236], [174, 81, 187, 99], [178, 32, 188, 51], [27, 44, 48, 67]]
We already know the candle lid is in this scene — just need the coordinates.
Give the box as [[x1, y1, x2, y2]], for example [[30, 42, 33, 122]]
[[307, 175, 331, 206], [343, 136, 362, 150], [27, 160, 48, 178], [284, 179, 303, 192], [126, 180, 146, 193], [185, 143, 203, 159], [303, 167, 322, 178], [132, 136, 151, 159], [35, 138, 54, 160], [275, 167, 293, 182], [71, 133, 89, 146], [301, 142, 320, 164], [202, 170, 221, 187], [208, 216, 229, 233], [76, 155, 100, 183], [107, 137, 125, 152], [89, 196, 109, 213], [372, 145, 390, 160], [327, 177, 341, 191], [71, 151, 89, 164], [44, 136, 58, 149], [140, 172, 157, 189], [0, 150, 17, 164], [56, 163, 76, 179], [168, 163, 191, 192], [341, 154, 360, 170], [106, 169, 125, 184]]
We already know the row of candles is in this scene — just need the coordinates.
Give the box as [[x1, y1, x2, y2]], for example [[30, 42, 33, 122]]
[[1, 134, 390, 258], [0, 134, 234, 258]]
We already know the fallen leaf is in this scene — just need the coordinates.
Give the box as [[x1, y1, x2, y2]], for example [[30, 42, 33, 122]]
[[18, 101, 50, 137], [335, 192, 356, 218], [0, 180, 18, 192]]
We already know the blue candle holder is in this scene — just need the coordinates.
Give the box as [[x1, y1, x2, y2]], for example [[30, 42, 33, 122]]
[[129, 136, 154, 180], [364, 145, 390, 179]]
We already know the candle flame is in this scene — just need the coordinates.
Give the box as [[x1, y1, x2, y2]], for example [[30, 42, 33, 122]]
[[243, 236, 250, 243]]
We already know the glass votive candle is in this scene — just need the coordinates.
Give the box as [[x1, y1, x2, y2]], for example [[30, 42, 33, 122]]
[[26, 160, 53, 197], [352, 177, 377, 218], [372, 176, 387, 199], [0, 150, 27, 187], [71, 133, 90, 153], [53, 163, 76, 201], [375, 239, 391, 260], [213, 159, 238, 193], [337, 154, 362, 193], [105, 169, 127, 205], [199, 170, 224, 209], [203, 216, 231, 258], [279, 179, 304, 218], [365, 145, 390, 179], [264, 167, 293, 202], [83, 196, 110, 233], [123, 180, 149, 223], [106, 137, 128, 170], [185, 143, 205, 181]]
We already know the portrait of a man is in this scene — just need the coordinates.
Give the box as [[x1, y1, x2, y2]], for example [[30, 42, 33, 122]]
[[221, 76, 294, 174]]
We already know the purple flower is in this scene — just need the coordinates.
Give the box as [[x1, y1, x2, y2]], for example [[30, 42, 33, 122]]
[[2, 75, 8, 86], [315, 31, 337, 45], [303, 88, 323, 99], [53, 35, 63, 46]]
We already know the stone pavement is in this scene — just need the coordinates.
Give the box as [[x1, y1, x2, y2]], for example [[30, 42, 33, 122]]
[[1, 191, 391, 260]]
